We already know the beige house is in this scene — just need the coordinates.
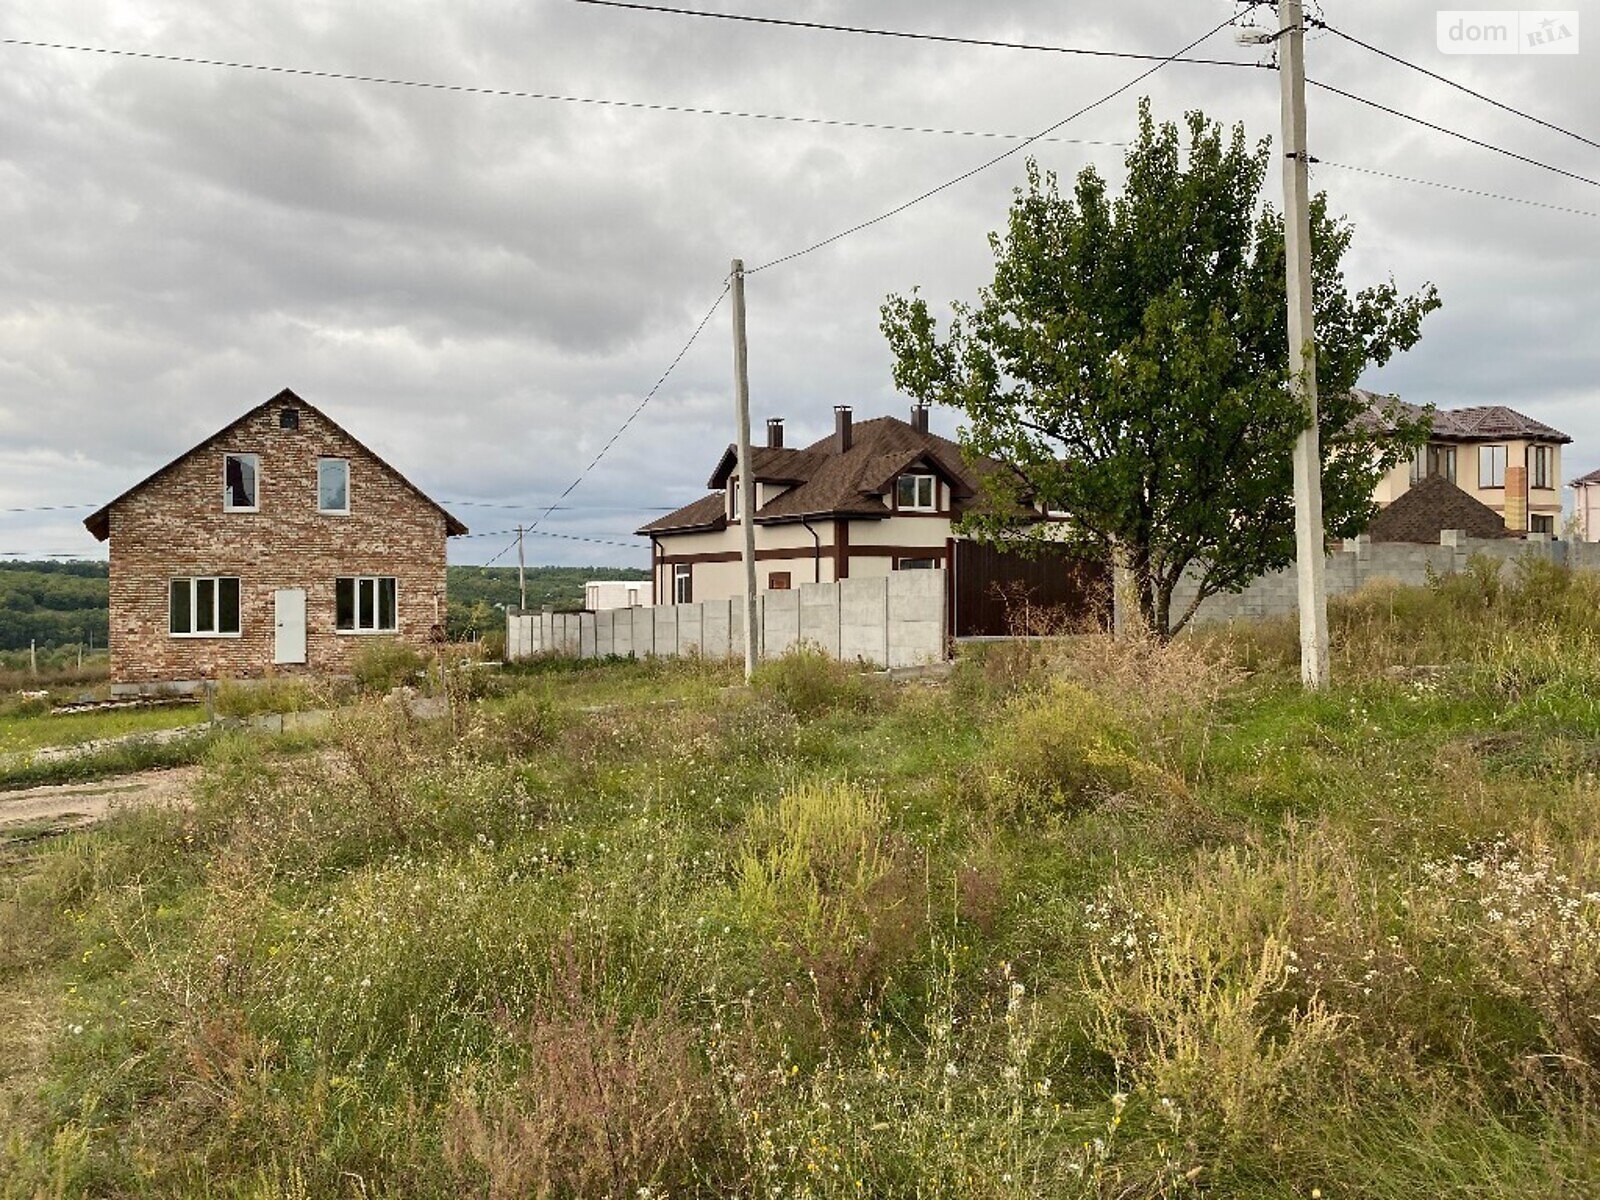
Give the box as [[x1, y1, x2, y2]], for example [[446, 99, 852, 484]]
[[639, 405, 981, 605], [1573, 469, 1600, 542], [1364, 392, 1570, 534]]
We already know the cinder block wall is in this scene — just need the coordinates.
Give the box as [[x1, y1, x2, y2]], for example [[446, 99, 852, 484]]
[[507, 570, 947, 669], [1170, 533, 1584, 627]]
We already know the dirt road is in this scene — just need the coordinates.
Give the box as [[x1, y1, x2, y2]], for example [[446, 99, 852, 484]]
[[0, 767, 200, 841]]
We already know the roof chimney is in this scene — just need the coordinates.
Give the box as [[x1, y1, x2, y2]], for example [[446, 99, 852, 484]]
[[834, 405, 853, 453], [766, 417, 784, 449], [910, 403, 929, 434]]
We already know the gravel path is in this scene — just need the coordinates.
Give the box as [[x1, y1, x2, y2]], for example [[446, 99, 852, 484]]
[[0, 767, 201, 838]]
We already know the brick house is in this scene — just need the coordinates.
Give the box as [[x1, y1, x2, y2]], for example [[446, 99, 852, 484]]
[[84, 388, 467, 690]]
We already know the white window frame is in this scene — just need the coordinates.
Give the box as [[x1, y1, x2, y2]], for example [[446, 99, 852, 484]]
[[335, 575, 399, 634], [1479, 444, 1507, 489], [673, 563, 692, 604], [895, 473, 937, 512], [895, 556, 939, 571], [729, 479, 744, 521], [169, 576, 242, 638], [223, 453, 260, 512], [1530, 513, 1556, 535], [318, 457, 351, 515]]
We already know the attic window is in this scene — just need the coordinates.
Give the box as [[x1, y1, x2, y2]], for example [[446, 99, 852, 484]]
[[895, 473, 936, 511], [280, 408, 300, 430], [224, 453, 260, 511]]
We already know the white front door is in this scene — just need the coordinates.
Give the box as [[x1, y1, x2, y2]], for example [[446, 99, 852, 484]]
[[273, 588, 307, 664]]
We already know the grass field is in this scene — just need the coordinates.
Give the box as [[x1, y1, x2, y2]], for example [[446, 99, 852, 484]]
[[3, 558, 1600, 1197], [0, 704, 207, 759]]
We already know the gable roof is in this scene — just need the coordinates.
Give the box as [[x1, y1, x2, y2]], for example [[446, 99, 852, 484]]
[[1365, 474, 1514, 544], [84, 388, 467, 541], [1355, 390, 1572, 444], [1571, 467, 1600, 488], [639, 413, 1006, 535]]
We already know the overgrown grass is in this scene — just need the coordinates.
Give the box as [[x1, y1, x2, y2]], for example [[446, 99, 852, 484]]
[[0, 732, 219, 793], [0, 703, 207, 758], [4, 567, 1600, 1196]]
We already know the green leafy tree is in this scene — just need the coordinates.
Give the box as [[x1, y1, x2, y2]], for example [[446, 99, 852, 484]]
[[882, 101, 1439, 636]]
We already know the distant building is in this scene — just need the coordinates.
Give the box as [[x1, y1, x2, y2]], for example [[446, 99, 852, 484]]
[[1362, 391, 1571, 534], [585, 580, 646, 610], [1572, 468, 1600, 542], [84, 388, 466, 691]]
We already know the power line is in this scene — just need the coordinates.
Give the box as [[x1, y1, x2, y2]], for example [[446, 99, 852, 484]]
[[0, 36, 1124, 148], [1317, 159, 1599, 219], [482, 283, 730, 567], [461, 527, 638, 550], [1307, 79, 1600, 190], [1314, 20, 1600, 153], [0, 499, 95, 515], [443, 499, 677, 512], [749, 14, 1241, 273], [571, 0, 1267, 70]]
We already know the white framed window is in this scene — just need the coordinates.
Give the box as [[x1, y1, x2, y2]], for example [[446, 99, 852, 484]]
[[1411, 444, 1457, 485], [318, 458, 350, 513], [729, 479, 746, 520], [1531, 513, 1555, 535], [1479, 445, 1507, 489], [170, 576, 241, 637], [896, 557, 939, 571], [224, 453, 260, 511], [895, 473, 936, 511], [673, 564, 692, 604], [336, 576, 398, 633], [1530, 445, 1551, 489]]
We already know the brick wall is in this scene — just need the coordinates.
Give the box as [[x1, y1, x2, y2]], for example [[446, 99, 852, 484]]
[[105, 401, 451, 685]]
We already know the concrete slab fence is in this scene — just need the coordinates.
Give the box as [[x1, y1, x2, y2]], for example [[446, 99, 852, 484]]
[[1169, 532, 1600, 626], [505, 571, 947, 669]]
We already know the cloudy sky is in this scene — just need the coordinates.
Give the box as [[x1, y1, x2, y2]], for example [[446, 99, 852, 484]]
[[2, 0, 1595, 567]]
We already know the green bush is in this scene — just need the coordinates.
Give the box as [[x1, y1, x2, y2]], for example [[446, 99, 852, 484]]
[[212, 676, 322, 719], [351, 638, 427, 694], [751, 644, 872, 719]]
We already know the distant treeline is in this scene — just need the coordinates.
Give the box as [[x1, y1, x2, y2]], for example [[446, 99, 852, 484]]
[[0, 560, 648, 649], [446, 565, 649, 639], [0, 561, 110, 651]]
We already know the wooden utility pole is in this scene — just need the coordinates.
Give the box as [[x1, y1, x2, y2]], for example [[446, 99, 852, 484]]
[[1279, 0, 1330, 689], [730, 259, 759, 681], [516, 525, 527, 611]]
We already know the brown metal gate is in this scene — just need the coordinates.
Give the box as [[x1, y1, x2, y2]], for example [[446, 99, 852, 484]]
[[948, 539, 1110, 638]]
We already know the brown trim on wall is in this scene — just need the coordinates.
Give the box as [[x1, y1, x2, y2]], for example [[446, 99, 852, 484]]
[[834, 520, 849, 581], [657, 542, 951, 568]]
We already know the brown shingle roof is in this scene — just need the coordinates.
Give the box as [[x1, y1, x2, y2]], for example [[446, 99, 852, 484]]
[[83, 388, 467, 541], [638, 413, 1008, 535], [1365, 475, 1513, 543], [1355, 390, 1571, 444], [1571, 467, 1600, 487]]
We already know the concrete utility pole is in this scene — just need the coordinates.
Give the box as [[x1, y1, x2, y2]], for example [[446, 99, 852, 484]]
[[1279, 0, 1330, 689], [730, 258, 759, 681], [516, 525, 527, 611]]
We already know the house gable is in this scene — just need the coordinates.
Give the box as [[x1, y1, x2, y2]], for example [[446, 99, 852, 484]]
[[84, 388, 466, 540]]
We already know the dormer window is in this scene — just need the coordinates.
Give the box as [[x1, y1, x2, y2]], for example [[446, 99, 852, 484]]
[[895, 473, 936, 511], [224, 453, 259, 511]]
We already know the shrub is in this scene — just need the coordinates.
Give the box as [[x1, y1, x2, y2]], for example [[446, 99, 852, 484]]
[[445, 941, 723, 1199], [212, 676, 321, 720], [982, 681, 1167, 815], [350, 638, 426, 694], [751, 645, 871, 720], [476, 690, 564, 760]]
